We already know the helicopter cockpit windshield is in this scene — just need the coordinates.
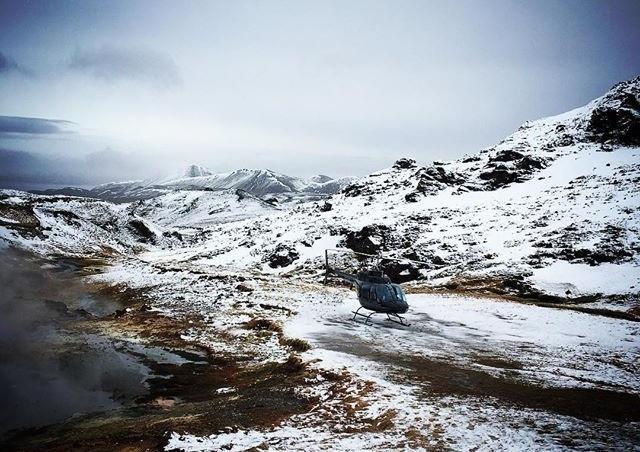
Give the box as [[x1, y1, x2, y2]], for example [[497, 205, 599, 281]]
[[372, 284, 405, 303], [390, 284, 406, 301]]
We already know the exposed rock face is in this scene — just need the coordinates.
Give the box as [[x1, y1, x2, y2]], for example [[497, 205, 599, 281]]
[[415, 166, 466, 194], [478, 166, 522, 188], [126, 218, 156, 244], [379, 259, 421, 283], [236, 283, 254, 292], [393, 158, 418, 169], [587, 77, 640, 146], [479, 152, 549, 189], [342, 224, 412, 255], [267, 243, 300, 268], [319, 201, 332, 212], [491, 150, 525, 162], [404, 192, 419, 203]]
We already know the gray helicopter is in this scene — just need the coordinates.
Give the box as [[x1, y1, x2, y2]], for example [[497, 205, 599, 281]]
[[324, 249, 419, 326]]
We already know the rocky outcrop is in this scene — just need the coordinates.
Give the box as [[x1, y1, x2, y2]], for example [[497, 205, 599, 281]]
[[126, 218, 156, 244], [341, 224, 412, 255], [267, 243, 300, 268], [587, 77, 640, 146], [415, 166, 466, 194], [393, 158, 418, 169]]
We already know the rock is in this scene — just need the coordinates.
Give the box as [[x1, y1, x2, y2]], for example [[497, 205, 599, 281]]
[[588, 103, 640, 145], [319, 201, 332, 212], [267, 243, 300, 268], [491, 150, 525, 162], [587, 77, 640, 145], [342, 183, 364, 197], [343, 225, 391, 255], [404, 192, 420, 203], [478, 167, 520, 188], [415, 166, 465, 194], [380, 259, 421, 283], [393, 158, 417, 169], [516, 155, 547, 171], [236, 283, 254, 293], [127, 218, 156, 244]]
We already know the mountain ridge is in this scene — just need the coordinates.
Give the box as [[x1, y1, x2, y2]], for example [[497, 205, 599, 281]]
[[33, 166, 355, 202]]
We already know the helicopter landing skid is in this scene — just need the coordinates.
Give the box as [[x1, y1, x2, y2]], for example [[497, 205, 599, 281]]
[[351, 307, 410, 327], [385, 312, 411, 327]]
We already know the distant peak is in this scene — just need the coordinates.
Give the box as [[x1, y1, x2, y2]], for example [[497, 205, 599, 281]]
[[183, 164, 213, 178]]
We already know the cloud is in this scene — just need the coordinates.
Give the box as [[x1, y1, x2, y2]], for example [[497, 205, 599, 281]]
[[68, 46, 181, 88], [0, 51, 30, 76], [0, 115, 75, 137], [0, 147, 168, 190]]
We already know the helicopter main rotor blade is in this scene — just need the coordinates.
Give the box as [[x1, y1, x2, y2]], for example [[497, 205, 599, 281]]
[[324, 248, 434, 267]]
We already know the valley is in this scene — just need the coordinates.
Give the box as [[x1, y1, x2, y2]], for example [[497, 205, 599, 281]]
[[0, 77, 639, 450]]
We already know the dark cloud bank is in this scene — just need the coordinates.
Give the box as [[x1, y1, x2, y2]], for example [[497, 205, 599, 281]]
[[0, 115, 74, 136]]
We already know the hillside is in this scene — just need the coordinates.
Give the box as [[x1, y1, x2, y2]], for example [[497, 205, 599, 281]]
[[144, 77, 639, 309]]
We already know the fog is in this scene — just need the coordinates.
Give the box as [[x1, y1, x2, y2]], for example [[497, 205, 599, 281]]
[[0, 248, 148, 435]]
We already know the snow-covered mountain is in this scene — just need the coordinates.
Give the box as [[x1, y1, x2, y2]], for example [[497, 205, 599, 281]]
[[137, 76, 637, 309], [34, 167, 354, 202], [2, 76, 639, 312], [159, 167, 353, 196]]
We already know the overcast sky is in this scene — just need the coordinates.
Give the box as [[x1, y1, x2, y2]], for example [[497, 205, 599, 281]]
[[0, 0, 638, 185]]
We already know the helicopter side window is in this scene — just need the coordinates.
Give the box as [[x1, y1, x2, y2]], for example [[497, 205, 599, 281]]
[[369, 287, 377, 301]]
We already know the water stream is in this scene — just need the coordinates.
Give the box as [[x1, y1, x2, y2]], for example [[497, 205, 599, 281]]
[[0, 248, 150, 436]]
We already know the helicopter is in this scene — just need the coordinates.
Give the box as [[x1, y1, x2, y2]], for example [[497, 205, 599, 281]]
[[323, 249, 417, 327]]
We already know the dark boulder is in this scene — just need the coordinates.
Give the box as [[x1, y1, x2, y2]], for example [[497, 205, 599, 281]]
[[380, 259, 421, 283], [393, 158, 417, 169], [343, 225, 391, 255], [478, 167, 520, 188], [319, 201, 333, 212], [267, 243, 300, 268], [415, 166, 465, 194], [342, 224, 411, 255], [236, 283, 254, 293], [516, 155, 547, 171], [127, 218, 156, 244], [404, 191, 420, 203], [491, 150, 525, 162], [588, 97, 640, 146]]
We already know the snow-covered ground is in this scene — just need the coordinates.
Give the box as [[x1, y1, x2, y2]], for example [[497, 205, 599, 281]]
[[156, 274, 639, 450]]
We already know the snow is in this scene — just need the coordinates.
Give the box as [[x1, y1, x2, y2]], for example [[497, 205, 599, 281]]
[[164, 289, 640, 451], [286, 293, 640, 392], [531, 261, 640, 296]]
